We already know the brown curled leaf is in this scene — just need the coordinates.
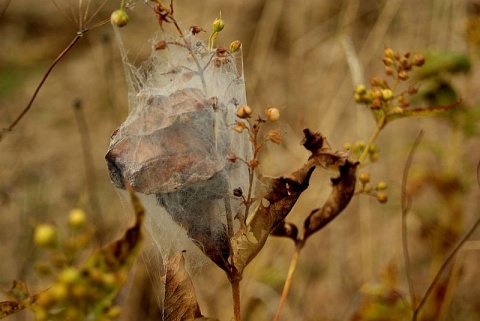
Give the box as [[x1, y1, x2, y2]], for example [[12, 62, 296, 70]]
[[271, 221, 299, 242], [231, 167, 315, 274], [164, 252, 203, 321], [0, 280, 35, 319], [303, 159, 359, 241]]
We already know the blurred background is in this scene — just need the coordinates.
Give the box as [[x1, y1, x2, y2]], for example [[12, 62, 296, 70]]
[[1, 0, 480, 320]]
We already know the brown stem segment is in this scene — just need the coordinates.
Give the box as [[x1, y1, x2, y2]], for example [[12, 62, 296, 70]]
[[230, 271, 242, 321]]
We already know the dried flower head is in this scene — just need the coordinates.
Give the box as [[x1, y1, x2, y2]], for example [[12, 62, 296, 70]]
[[265, 108, 280, 122]]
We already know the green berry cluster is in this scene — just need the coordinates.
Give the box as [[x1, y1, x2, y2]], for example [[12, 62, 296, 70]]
[[343, 140, 379, 163]]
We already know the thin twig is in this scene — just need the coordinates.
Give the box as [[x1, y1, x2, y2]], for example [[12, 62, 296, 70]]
[[401, 130, 424, 309], [0, 33, 83, 143]]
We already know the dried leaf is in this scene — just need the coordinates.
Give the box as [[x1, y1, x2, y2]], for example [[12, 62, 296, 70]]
[[53, 185, 145, 313], [231, 167, 314, 273], [106, 88, 224, 194], [0, 301, 24, 319], [89, 184, 144, 269], [164, 252, 203, 321], [0, 280, 35, 319], [304, 160, 359, 240], [271, 221, 298, 242]]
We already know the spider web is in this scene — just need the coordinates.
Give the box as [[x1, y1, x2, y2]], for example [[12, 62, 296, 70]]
[[107, 21, 252, 317]]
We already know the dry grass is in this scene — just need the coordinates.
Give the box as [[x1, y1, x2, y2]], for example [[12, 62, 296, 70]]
[[1, 0, 480, 320]]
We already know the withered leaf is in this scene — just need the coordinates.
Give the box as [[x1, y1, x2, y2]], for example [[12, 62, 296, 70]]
[[303, 160, 359, 240], [106, 88, 225, 194], [69, 185, 145, 312], [302, 129, 350, 170], [0, 280, 34, 319], [164, 252, 203, 321], [0, 301, 24, 319], [231, 167, 314, 274], [271, 221, 299, 242]]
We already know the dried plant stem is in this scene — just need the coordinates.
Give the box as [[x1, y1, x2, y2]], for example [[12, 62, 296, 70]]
[[412, 215, 480, 320], [273, 243, 302, 321], [72, 100, 103, 230], [401, 131, 424, 309], [0, 34, 83, 143]]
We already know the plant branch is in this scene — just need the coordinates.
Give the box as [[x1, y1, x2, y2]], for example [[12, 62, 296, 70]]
[[230, 272, 242, 321], [401, 130, 424, 309], [358, 115, 384, 163], [0, 33, 83, 143]]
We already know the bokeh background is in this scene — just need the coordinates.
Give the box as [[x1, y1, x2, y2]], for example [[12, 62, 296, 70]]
[[1, 0, 480, 320]]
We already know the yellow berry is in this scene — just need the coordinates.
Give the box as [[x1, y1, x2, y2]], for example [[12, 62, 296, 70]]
[[376, 181, 388, 190], [381, 89, 393, 101], [59, 267, 80, 285], [359, 173, 370, 184], [34, 224, 57, 248], [377, 192, 388, 203], [355, 84, 367, 95], [68, 208, 86, 229]]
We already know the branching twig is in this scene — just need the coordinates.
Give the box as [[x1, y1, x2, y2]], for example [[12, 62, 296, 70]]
[[0, 33, 83, 143]]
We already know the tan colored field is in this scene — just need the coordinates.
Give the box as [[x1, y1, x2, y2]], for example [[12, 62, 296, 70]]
[[1, 1, 480, 320]]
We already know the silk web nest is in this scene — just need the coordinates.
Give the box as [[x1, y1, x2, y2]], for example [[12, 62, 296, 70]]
[[106, 21, 252, 289]]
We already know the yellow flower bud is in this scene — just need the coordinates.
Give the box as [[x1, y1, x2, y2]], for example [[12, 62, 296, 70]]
[[229, 40, 242, 53], [34, 224, 57, 248], [213, 17, 225, 32], [265, 108, 280, 122], [384, 47, 395, 59], [111, 9, 129, 27]]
